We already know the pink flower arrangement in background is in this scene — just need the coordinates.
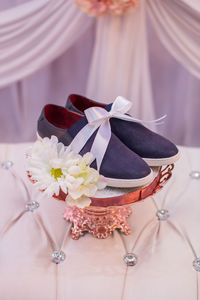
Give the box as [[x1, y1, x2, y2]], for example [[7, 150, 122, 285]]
[[75, 0, 139, 16]]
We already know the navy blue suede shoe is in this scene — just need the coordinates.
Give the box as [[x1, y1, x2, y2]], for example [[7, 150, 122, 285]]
[[37, 104, 153, 188], [66, 94, 180, 166]]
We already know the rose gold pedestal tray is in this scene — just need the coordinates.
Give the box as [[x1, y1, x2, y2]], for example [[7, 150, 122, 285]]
[[55, 165, 174, 239]]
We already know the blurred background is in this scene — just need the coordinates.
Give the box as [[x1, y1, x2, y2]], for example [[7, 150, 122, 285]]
[[0, 0, 199, 146]]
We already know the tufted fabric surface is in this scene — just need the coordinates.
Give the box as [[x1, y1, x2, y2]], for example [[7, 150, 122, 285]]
[[0, 143, 200, 300]]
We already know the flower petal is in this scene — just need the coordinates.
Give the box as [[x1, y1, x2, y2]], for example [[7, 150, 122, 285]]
[[66, 195, 91, 208], [83, 152, 94, 165], [68, 165, 82, 176]]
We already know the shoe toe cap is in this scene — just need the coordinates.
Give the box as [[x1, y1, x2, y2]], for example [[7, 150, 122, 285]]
[[98, 145, 151, 180], [140, 134, 179, 159]]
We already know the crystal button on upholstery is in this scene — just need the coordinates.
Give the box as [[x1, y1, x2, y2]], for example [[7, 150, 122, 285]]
[[190, 171, 200, 179], [193, 258, 200, 272], [25, 201, 39, 212], [51, 250, 66, 264], [123, 253, 138, 266], [156, 209, 169, 221], [1, 160, 13, 169]]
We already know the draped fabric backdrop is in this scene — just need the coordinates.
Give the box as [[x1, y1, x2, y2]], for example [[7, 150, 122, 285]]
[[0, 0, 199, 145]]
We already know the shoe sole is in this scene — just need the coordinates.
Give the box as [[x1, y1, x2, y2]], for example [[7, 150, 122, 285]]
[[36, 132, 154, 188], [143, 151, 180, 167], [105, 169, 153, 188]]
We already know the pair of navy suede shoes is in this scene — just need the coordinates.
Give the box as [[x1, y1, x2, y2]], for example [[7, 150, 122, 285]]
[[37, 94, 180, 188]]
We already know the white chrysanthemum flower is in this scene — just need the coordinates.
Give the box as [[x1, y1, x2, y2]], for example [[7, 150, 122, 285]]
[[64, 152, 106, 207], [27, 136, 70, 197], [27, 136, 107, 208]]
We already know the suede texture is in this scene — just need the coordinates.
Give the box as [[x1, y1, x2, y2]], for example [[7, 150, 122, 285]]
[[66, 95, 179, 159], [37, 104, 151, 180]]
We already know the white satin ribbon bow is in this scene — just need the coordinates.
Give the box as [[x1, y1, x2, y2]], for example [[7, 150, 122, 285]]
[[70, 96, 166, 170]]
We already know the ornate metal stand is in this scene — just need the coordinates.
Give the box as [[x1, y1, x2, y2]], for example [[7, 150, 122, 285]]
[[63, 206, 132, 239], [62, 165, 174, 239]]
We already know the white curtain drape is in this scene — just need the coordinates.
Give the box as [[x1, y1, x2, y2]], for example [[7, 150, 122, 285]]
[[0, 0, 199, 144], [87, 1, 155, 120], [147, 0, 200, 79], [0, 0, 93, 87]]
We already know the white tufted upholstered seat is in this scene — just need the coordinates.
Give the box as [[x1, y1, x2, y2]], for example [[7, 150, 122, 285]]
[[0, 143, 200, 300]]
